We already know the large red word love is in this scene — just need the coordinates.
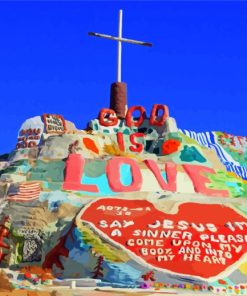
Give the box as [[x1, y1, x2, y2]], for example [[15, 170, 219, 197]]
[[62, 154, 229, 197]]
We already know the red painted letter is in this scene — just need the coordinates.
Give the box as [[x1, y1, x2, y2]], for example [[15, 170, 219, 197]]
[[117, 132, 125, 152], [63, 154, 99, 192], [106, 157, 143, 192], [99, 108, 118, 127], [145, 159, 177, 192], [183, 164, 229, 197], [130, 133, 145, 153], [150, 104, 169, 126], [126, 106, 146, 127]]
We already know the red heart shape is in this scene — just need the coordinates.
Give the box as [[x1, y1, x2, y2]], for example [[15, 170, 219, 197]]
[[80, 198, 247, 280]]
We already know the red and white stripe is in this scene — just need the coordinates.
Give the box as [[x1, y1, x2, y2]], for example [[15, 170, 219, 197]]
[[7, 182, 41, 202]]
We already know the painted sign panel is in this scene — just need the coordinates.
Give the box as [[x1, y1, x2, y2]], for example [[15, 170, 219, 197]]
[[80, 198, 247, 280], [16, 116, 44, 149], [42, 114, 66, 134]]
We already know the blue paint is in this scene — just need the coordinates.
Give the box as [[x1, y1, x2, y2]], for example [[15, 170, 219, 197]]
[[180, 130, 247, 180], [180, 145, 206, 163], [80, 173, 115, 196], [161, 171, 167, 182], [226, 181, 242, 194], [79, 164, 133, 196], [120, 164, 132, 186], [103, 261, 141, 285], [39, 191, 84, 210]]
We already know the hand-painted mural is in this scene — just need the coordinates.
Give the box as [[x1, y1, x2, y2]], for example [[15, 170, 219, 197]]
[[80, 198, 247, 279], [1, 105, 247, 294]]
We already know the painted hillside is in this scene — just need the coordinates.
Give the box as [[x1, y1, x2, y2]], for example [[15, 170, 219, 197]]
[[0, 106, 247, 294]]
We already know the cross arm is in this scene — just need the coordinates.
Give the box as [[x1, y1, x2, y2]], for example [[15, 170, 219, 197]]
[[88, 32, 152, 47]]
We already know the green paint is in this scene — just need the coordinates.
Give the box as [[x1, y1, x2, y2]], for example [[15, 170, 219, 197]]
[[167, 132, 182, 143], [180, 145, 206, 163], [94, 124, 99, 131], [11, 229, 24, 264], [179, 132, 201, 146], [215, 132, 247, 166], [27, 160, 65, 185], [84, 159, 106, 177], [80, 225, 129, 262], [207, 170, 247, 197], [122, 129, 130, 135], [2, 160, 30, 174]]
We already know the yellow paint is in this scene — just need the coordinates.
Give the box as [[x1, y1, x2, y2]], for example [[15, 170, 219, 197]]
[[239, 261, 247, 275]]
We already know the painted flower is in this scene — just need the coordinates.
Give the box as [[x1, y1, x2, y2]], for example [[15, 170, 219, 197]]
[[218, 279, 227, 285], [162, 139, 181, 155]]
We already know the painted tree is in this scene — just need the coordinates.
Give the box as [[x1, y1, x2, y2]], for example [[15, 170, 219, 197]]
[[0, 216, 10, 264], [92, 255, 104, 279], [42, 221, 75, 270], [68, 140, 80, 154], [141, 270, 156, 281]]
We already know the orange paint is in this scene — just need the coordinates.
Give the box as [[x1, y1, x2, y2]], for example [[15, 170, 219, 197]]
[[83, 138, 99, 154], [162, 139, 180, 155]]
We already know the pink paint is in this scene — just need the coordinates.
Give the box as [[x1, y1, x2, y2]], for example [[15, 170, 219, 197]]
[[62, 154, 230, 197], [145, 159, 177, 191], [106, 157, 143, 192], [183, 164, 229, 197], [62, 154, 99, 192]]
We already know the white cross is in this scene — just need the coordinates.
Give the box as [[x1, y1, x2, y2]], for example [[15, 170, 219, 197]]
[[89, 9, 152, 83]]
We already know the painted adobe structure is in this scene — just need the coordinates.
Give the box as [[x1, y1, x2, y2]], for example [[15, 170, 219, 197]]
[[0, 105, 247, 293]]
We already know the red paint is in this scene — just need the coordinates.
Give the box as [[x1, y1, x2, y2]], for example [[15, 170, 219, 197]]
[[106, 157, 143, 192], [142, 271, 156, 281], [129, 133, 145, 153], [20, 128, 41, 136], [117, 132, 125, 152], [28, 141, 37, 148], [126, 106, 146, 127], [162, 139, 181, 155], [92, 256, 104, 279], [24, 272, 32, 279], [150, 104, 169, 126], [81, 198, 247, 279], [145, 160, 177, 191], [183, 165, 229, 197], [237, 136, 243, 146], [98, 105, 170, 128], [16, 128, 41, 150], [98, 108, 118, 127], [62, 154, 99, 192], [42, 114, 66, 134], [0, 217, 10, 264], [43, 221, 75, 269], [83, 138, 99, 154]]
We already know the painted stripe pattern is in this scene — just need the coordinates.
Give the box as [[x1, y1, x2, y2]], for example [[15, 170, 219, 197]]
[[7, 182, 41, 202], [179, 129, 247, 180]]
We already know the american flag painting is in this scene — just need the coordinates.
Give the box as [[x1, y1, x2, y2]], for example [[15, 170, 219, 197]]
[[7, 182, 41, 202]]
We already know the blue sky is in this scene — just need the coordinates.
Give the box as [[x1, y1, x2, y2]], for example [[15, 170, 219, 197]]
[[0, 1, 246, 154]]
